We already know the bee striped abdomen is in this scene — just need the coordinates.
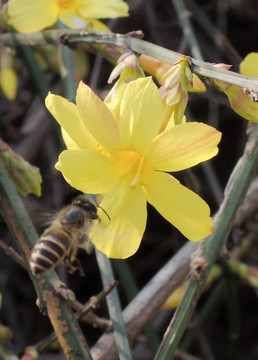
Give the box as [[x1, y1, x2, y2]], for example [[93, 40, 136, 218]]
[[30, 228, 72, 275]]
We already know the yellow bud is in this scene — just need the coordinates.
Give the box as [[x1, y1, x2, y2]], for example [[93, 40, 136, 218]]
[[0, 68, 17, 100]]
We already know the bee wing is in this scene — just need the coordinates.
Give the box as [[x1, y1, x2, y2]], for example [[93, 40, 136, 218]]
[[34, 211, 56, 228], [23, 197, 56, 233]]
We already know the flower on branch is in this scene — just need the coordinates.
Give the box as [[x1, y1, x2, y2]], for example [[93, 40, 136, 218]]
[[159, 56, 193, 125], [139, 55, 206, 94], [46, 77, 221, 259], [8, 0, 129, 33], [210, 55, 258, 123]]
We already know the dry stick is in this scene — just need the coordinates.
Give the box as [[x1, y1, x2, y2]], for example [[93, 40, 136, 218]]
[[0, 238, 26, 269], [90, 241, 196, 360], [0, 30, 258, 93]]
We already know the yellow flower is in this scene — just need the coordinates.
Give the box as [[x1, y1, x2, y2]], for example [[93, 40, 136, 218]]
[[211, 58, 258, 123], [239, 52, 258, 77], [46, 77, 221, 258], [8, 0, 129, 33]]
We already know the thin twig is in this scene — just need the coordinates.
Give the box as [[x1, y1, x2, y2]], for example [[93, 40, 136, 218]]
[[0, 238, 26, 269], [36, 281, 117, 354], [96, 250, 133, 360]]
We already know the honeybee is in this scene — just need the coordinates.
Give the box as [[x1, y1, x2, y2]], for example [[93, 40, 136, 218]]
[[30, 195, 98, 277]]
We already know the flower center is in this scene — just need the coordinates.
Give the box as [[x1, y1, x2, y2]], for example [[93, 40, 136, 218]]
[[55, 0, 78, 10], [115, 151, 152, 188]]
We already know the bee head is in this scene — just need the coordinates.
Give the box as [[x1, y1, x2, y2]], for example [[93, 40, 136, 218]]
[[72, 196, 98, 220]]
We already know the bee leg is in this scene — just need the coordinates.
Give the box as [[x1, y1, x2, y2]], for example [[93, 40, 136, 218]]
[[62, 255, 85, 276], [70, 257, 85, 277]]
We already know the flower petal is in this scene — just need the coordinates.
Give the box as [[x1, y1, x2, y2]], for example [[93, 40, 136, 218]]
[[8, 0, 58, 33], [61, 128, 80, 150], [90, 182, 147, 258], [240, 52, 258, 77], [76, 81, 121, 152], [77, 0, 129, 18], [120, 77, 163, 153], [55, 149, 116, 193], [147, 122, 221, 171], [45, 93, 98, 150], [143, 171, 213, 241], [59, 13, 110, 31]]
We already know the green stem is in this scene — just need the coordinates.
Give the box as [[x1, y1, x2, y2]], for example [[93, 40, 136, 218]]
[[0, 158, 93, 360], [95, 251, 133, 360], [112, 259, 160, 353], [1, 30, 258, 92], [18, 45, 61, 137], [154, 123, 258, 360], [18, 45, 49, 100]]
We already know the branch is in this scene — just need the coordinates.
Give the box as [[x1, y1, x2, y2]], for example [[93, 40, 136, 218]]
[[0, 157, 93, 360], [154, 123, 258, 360], [1, 30, 258, 94]]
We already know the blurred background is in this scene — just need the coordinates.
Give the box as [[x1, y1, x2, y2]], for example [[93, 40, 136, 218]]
[[0, 0, 257, 359]]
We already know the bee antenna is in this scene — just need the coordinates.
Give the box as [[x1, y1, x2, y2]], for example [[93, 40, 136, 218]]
[[98, 206, 111, 220]]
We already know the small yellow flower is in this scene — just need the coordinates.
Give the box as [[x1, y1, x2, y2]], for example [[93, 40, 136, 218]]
[[46, 77, 221, 258], [211, 57, 258, 123], [8, 0, 129, 33]]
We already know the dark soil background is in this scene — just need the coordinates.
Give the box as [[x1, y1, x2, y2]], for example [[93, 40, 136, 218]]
[[0, 0, 257, 359]]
